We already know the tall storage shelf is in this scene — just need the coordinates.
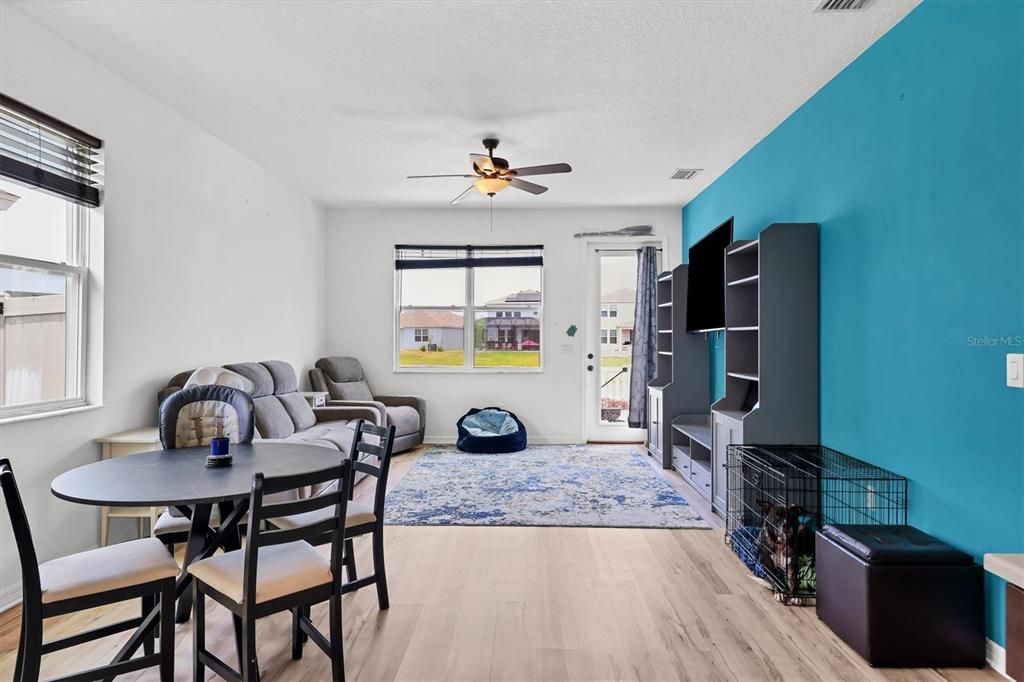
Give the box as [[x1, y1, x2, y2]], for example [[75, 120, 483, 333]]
[[647, 264, 709, 470], [710, 223, 819, 513]]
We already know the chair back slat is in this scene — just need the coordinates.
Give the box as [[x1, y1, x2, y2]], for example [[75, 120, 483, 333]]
[[262, 490, 343, 520], [0, 459, 42, 607], [353, 460, 381, 478], [259, 465, 344, 495], [243, 458, 352, 604], [354, 441, 385, 459], [354, 421, 390, 438], [258, 518, 339, 547]]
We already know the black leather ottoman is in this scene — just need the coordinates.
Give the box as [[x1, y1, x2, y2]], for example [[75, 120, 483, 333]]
[[816, 524, 985, 667]]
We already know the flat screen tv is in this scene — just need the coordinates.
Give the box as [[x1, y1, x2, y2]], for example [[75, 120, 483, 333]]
[[685, 217, 734, 332]]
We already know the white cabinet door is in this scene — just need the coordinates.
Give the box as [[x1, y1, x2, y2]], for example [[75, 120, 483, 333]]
[[648, 389, 661, 455]]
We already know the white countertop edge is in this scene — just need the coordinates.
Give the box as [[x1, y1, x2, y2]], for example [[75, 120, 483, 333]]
[[983, 553, 1024, 588]]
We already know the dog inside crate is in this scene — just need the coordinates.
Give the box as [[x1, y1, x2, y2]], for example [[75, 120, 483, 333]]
[[726, 444, 908, 606]]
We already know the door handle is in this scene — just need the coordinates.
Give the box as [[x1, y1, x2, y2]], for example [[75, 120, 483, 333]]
[[587, 365, 594, 372], [587, 353, 594, 360]]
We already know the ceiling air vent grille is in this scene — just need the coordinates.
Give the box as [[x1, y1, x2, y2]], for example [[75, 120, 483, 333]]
[[671, 169, 702, 180], [817, 0, 873, 10]]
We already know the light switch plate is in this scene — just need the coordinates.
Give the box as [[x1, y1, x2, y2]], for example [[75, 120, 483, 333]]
[[1008, 353, 1024, 388]]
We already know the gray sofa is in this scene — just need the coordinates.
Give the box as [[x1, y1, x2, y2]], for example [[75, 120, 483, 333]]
[[309, 356, 425, 453], [159, 360, 379, 459]]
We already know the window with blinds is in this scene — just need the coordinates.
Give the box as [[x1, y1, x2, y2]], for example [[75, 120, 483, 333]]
[[1, 95, 98, 419], [394, 245, 544, 371], [0, 94, 103, 207]]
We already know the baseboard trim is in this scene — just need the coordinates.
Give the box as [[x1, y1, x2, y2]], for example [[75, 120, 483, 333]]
[[988, 638, 1008, 678], [423, 437, 583, 445], [0, 580, 22, 614]]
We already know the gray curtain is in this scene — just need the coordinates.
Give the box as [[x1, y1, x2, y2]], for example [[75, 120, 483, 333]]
[[628, 246, 658, 428]]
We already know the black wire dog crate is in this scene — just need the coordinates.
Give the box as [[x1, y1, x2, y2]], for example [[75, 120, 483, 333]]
[[725, 444, 907, 604]]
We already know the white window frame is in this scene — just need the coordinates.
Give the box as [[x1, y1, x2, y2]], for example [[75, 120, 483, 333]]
[[394, 262, 544, 373], [0, 197, 90, 420]]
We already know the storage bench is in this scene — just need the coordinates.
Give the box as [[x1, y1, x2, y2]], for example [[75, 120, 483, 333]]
[[816, 524, 985, 668]]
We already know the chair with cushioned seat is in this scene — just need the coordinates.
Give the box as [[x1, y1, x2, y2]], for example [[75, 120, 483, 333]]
[[188, 457, 354, 682], [2, 458, 178, 681], [153, 383, 256, 550], [270, 419, 396, 611], [310, 356, 425, 453]]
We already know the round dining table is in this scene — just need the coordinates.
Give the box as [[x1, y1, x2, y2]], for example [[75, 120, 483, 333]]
[[51, 441, 344, 667]]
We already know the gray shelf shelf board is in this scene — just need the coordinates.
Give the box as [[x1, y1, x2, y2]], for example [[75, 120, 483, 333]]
[[727, 326, 759, 331], [690, 456, 712, 474], [727, 275, 759, 287], [727, 371, 759, 382], [657, 301, 673, 308], [712, 408, 749, 423], [727, 239, 759, 256], [672, 417, 712, 450], [692, 327, 726, 334]]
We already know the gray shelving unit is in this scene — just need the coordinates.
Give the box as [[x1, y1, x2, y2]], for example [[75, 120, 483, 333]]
[[710, 223, 819, 513], [647, 264, 709, 472]]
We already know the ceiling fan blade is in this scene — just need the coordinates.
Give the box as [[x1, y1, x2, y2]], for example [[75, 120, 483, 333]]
[[508, 163, 572, 177], [470, 153, 495, 174], [407, 174, 476, 179], [509, 178, 548, 195], [450, 185, 476, 205]]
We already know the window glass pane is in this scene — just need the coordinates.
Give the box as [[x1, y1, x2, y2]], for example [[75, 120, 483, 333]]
[[398, 309, 464, 367], [473, 308, 540, 368], [399, 268, 465, 307], [0, 178, 71, 263], [473, 266, 541, 306], [1, 263, 80, 406]]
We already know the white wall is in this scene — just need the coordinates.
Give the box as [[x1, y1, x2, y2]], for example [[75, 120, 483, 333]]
[[325, 207, 680, 443], [0, 8, 326, 604]]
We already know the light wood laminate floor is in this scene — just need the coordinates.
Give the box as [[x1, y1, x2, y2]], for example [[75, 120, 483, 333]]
[[0, 445, 998, 681]]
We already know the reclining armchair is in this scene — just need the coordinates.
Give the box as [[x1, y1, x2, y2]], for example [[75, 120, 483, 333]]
[[310, 356, 425, 453]]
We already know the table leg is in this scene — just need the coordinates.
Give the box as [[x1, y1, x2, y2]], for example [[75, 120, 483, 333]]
[[175, 503, 212, 623], [107, 499, 250, 672], [218, 501, 242, 552]]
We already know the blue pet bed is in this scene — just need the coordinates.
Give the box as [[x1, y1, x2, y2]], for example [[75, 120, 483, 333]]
[[456, 407, 527, 453]]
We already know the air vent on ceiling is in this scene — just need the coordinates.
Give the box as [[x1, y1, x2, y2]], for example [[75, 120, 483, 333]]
[[816, 0, 873, 10], [671, 168, 702, 180]]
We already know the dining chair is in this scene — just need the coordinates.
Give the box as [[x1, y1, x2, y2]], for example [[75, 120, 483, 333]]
[[188, 457, 354, 682], [1, 458, 178, 682], [153, 384, 256, 549], [269, 419, 396, 610]]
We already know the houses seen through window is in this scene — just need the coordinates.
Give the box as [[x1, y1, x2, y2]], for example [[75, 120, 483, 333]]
[[395, 246, 543, 370]]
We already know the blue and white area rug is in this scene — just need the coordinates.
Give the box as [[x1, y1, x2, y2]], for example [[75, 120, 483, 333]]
[[383, 444, 709, 529]]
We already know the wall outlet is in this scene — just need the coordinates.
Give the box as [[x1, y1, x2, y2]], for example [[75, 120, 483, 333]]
[[1008, 353, 1024, 388]]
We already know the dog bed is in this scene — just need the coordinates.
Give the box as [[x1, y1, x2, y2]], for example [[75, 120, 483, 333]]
[[456, 407, 527, 453]]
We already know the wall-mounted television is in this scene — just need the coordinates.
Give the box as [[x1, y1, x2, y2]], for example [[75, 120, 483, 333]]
[[685, 217, 734, 333]]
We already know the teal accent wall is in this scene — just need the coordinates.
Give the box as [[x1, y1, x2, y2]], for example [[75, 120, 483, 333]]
[[682, 0, 1024, 646]]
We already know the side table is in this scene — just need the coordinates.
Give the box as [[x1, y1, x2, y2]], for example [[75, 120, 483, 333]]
[[94, 426, 162, 544]]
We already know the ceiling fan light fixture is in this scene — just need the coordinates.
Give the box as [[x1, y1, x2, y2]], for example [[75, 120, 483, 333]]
[[474, 177, 510, 196]]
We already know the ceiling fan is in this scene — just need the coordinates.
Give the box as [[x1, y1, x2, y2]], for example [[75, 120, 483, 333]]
[[408, 138, 572, 205]]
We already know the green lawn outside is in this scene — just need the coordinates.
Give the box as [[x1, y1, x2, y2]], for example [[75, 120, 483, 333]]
[[398, 350, 540, 368], [398, 350, 464, 366], [601, 354, 631, 367], [474, 351, 540, 367]]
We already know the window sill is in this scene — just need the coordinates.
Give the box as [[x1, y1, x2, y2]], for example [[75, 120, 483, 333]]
[[0, 403, 103, 426]]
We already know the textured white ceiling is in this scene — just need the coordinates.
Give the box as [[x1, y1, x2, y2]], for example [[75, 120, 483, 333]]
[[11, 0, 918, 208]]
